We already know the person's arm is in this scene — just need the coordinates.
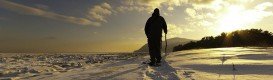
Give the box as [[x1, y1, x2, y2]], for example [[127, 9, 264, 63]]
[[162, 17, 167, 34], [145, 18, 151, 38]]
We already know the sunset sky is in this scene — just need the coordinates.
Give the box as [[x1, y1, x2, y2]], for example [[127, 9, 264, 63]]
[[0, 0, 273, 52]]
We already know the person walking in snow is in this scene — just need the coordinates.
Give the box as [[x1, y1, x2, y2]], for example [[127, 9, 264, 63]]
[[145, 8, 167, 66]]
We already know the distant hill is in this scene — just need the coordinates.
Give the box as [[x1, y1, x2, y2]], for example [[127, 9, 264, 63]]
[[173, 29, 273, 51], [134, 37, 194, 53]]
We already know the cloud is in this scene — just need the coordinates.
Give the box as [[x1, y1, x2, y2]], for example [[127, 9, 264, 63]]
[[116, 0, 149, 12], [167, 24, 183, 38], [189, 0, 214, 4], [190, 0, 224, 11], [0, 0, 100, 26], [255, 2, 273, 11], [185, 8, 197, 18], [35, 4, 49, 10], [117, 5, 146, 12], [166, 24, 193, 38], [117, 0, 188, 12], [183, 0, 273, 32], [167, 7, 174, 11], [92, 0, 273, 34], [87, 3, 113, 22]]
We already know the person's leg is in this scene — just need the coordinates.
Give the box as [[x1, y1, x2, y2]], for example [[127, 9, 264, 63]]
[[148, 39, 156, 64], [155, 37, 162, 63]]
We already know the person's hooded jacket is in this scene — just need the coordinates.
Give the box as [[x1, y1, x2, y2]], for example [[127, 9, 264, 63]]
[[145, 8, 167, 38]]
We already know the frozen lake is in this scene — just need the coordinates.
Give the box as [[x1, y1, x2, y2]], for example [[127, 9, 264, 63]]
[[1, 47, 273, 80], [168, 47, 273, 80]]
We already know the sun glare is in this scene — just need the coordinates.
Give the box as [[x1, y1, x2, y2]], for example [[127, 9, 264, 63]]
[[217, 5, 258, 33]]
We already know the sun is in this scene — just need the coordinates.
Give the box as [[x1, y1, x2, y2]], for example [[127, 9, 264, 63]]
[[217, 5, 258, 33]]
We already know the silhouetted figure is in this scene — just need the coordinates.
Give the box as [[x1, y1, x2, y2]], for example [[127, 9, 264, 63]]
[[232, 63, 237, 80], [232, 63, 237, 71], [145, 8, 167, 66], [221, 54, 227, 65]]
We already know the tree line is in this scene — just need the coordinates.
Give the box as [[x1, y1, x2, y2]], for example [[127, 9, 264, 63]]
[[173, 29, 273, 51]]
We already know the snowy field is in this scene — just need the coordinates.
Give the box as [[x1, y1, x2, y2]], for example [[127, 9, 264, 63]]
[[1, 47, 273, 80]]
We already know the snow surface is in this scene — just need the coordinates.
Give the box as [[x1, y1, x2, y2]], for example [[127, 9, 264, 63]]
[[1, 47, 273, 80]]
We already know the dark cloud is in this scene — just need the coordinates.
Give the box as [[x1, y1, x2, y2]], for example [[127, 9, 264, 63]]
[[0, 0, 100, 26], [35, 4, 49, 10]]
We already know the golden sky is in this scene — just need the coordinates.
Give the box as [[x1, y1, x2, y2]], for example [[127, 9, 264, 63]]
[[0, 0, 273, 52]]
